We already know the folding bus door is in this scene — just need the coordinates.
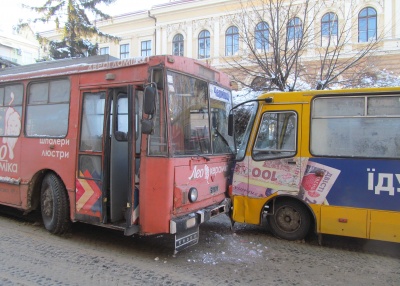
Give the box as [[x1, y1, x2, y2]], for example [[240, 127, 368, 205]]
[[109, 88, 130, 224]]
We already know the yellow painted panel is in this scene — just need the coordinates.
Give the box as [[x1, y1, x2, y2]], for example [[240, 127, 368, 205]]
[[370, 211, 400, 243], [231, 195, 267, 225], [232, 196, 246, 223], [244, 197, 267, 225], [321, 206, 368, 238], [309, 204, 321, 233]]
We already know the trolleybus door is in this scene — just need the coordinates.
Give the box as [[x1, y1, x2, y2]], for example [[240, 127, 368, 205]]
[[77, 87, 136, 227], [108, 86, 135, 226], [77, 91, 107, 223]]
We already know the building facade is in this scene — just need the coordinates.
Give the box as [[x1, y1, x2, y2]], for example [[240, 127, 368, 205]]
[[0, 26, 40, 68], [39, 0, 400, 88]]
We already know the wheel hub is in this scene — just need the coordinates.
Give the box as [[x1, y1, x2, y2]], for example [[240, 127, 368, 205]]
[[276, 206, 300, 232]]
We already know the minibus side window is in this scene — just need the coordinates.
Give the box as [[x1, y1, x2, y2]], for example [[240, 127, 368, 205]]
[[252, 111, 297, 160], [311, 96, 400, 158]]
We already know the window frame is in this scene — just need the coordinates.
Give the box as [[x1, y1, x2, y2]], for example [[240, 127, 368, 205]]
[[99, 47, 110, 55], [255, 21, 269, 51], [120, 44, 130, 59], [358, 7, 377, 43], [287, 17, 303, 41], [0, 84, 24, 138], [321, 12, 338, 46], [310, 95, 400, 158], [79, 91, 106, 152], [25, 79, 70, 138], [198, 30, 211, 59], [141, 40, 152, 57], [252, 110, 298, 161], [225, 26, 239, 56], [172, 34, 184, 56]]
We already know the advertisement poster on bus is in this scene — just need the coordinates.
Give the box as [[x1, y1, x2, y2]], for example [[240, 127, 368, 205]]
[[232, 157, 341, 205], [232, 157, 308, 198], [233, 156, 400, 212]]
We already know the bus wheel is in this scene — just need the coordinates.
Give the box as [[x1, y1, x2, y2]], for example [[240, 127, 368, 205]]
[[267, 200, 310, 241], [41, 173, 71, 234]]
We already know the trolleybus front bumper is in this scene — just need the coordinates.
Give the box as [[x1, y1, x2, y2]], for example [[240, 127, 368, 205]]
[[170, 198, 231, 251]]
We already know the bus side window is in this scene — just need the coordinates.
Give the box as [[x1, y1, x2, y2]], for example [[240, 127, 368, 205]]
[[148, 90, 167, 156], [253, 111, 297, 160], [80, 92, 105, 152], [115, 93, 128, 141], [26, 79, 70, 137], [311, 96, 400, 158], [0, 84, 23, 138]]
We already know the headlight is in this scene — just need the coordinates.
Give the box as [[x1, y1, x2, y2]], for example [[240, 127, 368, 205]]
[[188, 187, 198, 203]]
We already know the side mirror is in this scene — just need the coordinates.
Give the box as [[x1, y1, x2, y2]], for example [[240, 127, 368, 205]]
[[141, 119, 154, 134], [143, 85, 156, 115], [228, 113, 234, 136]]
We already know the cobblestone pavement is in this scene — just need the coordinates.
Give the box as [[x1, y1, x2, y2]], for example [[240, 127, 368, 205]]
[[0, 207, 399, 286]]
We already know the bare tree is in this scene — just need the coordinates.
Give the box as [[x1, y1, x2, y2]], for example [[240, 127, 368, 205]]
[[226, 0, 381, 91], [311, 1, 382, 90]]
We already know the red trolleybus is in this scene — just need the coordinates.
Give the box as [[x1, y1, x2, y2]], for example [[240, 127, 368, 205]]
[[0, 55, 233, 251]]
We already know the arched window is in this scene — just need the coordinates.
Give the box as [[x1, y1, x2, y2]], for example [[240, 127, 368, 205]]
[[225, 26, 239, 56], [255, 22, 269, 51], [358, 7, 377, 42], [321, 12, 338, 46], [198, 30, 210, 59], [287, 17, 302, 41], [173, 34, 184, 56]]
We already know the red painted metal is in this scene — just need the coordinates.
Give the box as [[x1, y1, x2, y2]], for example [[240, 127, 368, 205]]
[[0, 55, 232, 239]]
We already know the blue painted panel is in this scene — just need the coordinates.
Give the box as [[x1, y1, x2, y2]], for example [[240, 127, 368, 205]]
[[310, 158, 400, 211]]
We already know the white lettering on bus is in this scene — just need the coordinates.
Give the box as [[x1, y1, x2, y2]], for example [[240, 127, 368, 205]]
[[189, 164, 228, 180], [367, 168, 400, 196], [39, 139, 70, 147], [0, 143, 18, 173], [0, 145, 7, 161], [87, 57, 149, 71], [41, 150, 70, 160], [0, 161, 18, 173]]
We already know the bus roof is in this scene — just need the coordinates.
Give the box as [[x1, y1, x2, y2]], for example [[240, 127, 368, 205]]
[[257, 86, 400, 102], [0, 55, 118, 77], [0, 55, 231, 88]]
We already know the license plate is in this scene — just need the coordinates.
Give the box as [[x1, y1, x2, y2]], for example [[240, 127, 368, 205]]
[[175, 226, 199, 251], [210, 186, 218, 194]]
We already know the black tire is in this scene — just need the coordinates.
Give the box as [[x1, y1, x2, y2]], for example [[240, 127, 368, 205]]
[[41, 173, 71, 234], [267, 200, 310, 241]]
